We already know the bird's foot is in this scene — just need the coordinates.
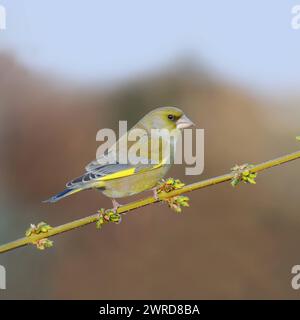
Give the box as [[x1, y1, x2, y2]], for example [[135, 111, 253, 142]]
[[151, 187, 160, 201], [112, 198, 122, 213]]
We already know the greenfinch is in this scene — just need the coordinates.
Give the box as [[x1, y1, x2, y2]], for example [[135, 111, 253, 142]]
[[45, 107, 194, 210]]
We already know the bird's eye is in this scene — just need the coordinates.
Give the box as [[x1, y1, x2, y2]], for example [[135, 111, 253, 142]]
[[168, 114, 175, 120]]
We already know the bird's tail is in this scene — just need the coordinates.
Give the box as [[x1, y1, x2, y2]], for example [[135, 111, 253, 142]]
[[43, 187, 82, 203]]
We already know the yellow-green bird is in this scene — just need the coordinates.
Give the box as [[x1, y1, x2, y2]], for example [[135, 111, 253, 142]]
[[45, 107, 194, 210]]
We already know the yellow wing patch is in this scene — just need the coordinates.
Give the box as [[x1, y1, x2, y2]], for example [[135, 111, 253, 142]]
[[98, 163, 163, 181], [99, 167, 136, 181]]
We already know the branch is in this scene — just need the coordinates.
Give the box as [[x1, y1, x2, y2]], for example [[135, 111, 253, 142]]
[[1, 149, 300, 254]]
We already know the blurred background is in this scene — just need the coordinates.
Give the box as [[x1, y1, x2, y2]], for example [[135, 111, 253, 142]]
[[1, 0, 300, 299]]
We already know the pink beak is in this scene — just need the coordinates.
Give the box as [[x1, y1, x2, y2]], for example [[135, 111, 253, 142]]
[[176, 115, 195, 129]]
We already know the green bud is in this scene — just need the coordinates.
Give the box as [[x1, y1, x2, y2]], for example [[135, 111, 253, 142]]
[[44, 239, 53, 248], [109, 213, 122, 224], [247, 178, 256, 184], [35, 238, 53, 250], [231, 179, 239, 187], [25, 229, 32, 237], [96, 215, 104, 229], [174, 206, 182, 213], [243, 170, 250, 176], [40, 225, 51, 233]]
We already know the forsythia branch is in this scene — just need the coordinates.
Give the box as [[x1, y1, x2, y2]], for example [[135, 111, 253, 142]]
[[1, 149, 300, 254]]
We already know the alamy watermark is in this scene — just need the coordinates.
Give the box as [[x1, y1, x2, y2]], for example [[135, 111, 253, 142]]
[[95, 121, 204, 176], [291, 5, 300, 29], [0, 4, 6, 30], [291, 265, 300, 290], [0, 265, 6, 290]]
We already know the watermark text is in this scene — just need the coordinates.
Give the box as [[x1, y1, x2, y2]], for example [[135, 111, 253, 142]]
[[0, 265, 6, 289], [291, 5, 300, 29], [95, 122, 204, 176]]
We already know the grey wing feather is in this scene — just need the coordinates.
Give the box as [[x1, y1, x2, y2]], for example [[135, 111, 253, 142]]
[[71, 129, 160, 189], [66, 163, 135, 188], [67, 161, 160, 189], [85, 127, 150, 172]]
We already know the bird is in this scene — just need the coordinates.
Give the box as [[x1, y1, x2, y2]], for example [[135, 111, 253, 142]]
[[44, 107, 194, 211]]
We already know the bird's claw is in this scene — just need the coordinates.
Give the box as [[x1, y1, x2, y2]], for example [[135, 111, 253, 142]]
[[152, 188, 160, 201], [112, 198, 122, 213]]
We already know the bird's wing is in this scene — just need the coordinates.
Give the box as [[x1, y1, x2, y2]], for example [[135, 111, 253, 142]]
[[66, 162, 163, 189], [72, 124, 170, 189], [85, 123, 154, 172]]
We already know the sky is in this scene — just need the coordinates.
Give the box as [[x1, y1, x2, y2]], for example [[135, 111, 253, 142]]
[[0, 0, 300, 91]]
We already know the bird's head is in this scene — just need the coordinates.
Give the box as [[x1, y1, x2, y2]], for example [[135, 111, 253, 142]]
[[141, 106, 194, 131]]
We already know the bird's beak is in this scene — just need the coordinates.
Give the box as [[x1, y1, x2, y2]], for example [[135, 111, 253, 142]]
[[176, 115, 195, 129]]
